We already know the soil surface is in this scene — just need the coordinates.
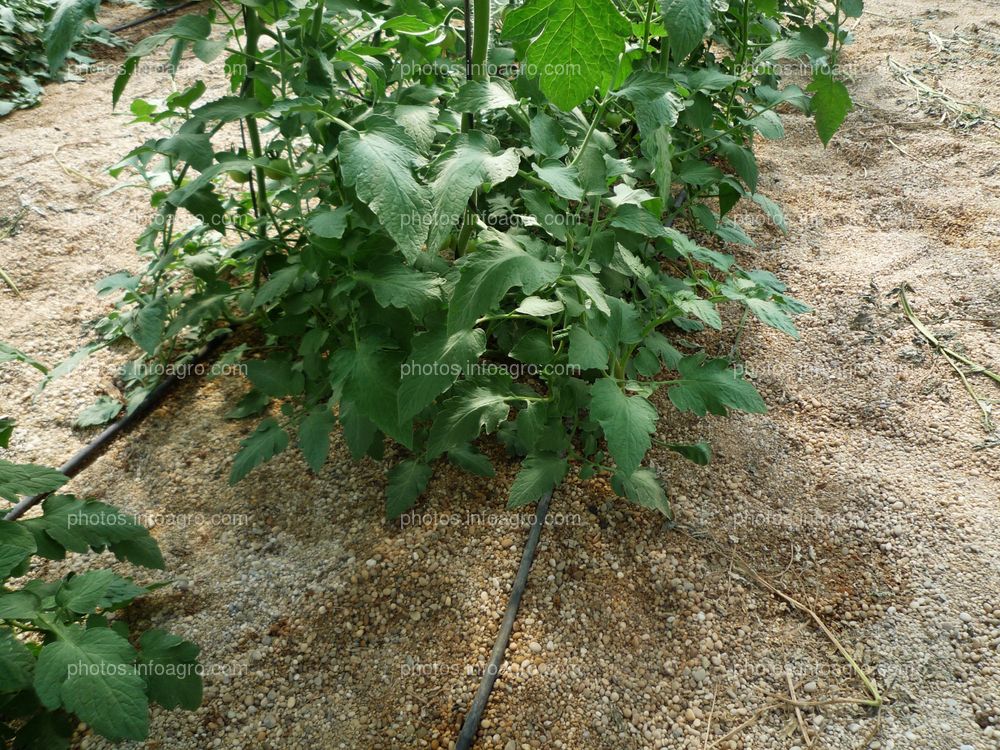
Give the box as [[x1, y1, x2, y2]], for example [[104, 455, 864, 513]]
[[0, 1, 998, 749]]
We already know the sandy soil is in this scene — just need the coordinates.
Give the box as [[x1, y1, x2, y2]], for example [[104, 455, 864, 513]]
[[0, 1, 998, 749]]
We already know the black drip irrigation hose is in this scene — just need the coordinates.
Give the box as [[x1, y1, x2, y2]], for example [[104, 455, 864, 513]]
[[4, 335, 228, 522], [108, 1, 202, 34], [453, 190, 689, 746], [455, 488, 552, 750]]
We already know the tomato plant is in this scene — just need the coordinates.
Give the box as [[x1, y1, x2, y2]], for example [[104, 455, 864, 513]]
[[94, 0, 860, 517], [0, 420, 202, 747]]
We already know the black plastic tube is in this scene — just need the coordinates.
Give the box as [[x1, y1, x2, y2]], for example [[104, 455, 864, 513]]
[[455, 488, 552, 749], [108, 1, 201, 34], [4, 335, 228, 521]]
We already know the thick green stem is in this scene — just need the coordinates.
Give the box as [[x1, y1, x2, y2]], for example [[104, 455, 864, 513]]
[[456, 0, 492, 258], [471, 0, 490, 81]]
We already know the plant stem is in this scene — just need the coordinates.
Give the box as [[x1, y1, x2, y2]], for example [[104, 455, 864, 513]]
[[455, 0, 492, 258]]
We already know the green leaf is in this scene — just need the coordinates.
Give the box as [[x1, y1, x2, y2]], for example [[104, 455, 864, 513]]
[[532, 162, 584, 201], [75, 396, 123, 428], [339, 116, 430, 262], [450, 79, 518, 112], [807, 71, 852, 145], [245, 358, 303, 398], [589, 379, 658, 477], [23, 495, 165, 569], [386, 460, 433, 519], [568, 327, 609, 371], [615, 71, 683, 135], [427, 385, 514, 458], [34, 625, 148, 741], [252, 265, 300, 309], [0, 590, 42, 619], [666, 354, 766, 416], [571, 274, 611, 315], [0, 417, 13, 449], [447, 445, 496, 477], [0, 342, 48, 373], [0, 521, 37, 579], [56, 570, 146, 614], [508, 454, 568, 508], [751, 193, 787, 232], [428, 132, 520, 251], [362, 258, 444, 312], [156, 133, 214, 172], [448, 239, 561, 332], [502, 0, 630, 110], [339, 402, 380, 461], [718, 141, 758, 192], [225, 390, 269, 420], [399, 329, 487, 421], [12, 712, 73, 750], [660, 0, 713, 60], [230, 418, 289, 483], [298, 407, 335, 473], [304, 206, 350, 239], [339, 340, 412, 448], [0, 630, 35, 693], [529, 114, 568, 158], [841, 0, 864, 18], [139, 629, 203, 710], [45, 0, 101, 72], [663, 441, 712, 464], [0, 460, 67, 503], [744, 297, 800, 338], [613, 468, 671, 515]]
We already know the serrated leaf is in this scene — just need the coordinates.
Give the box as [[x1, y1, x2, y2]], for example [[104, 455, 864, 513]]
[[663, 441, 712, 464], [751, 193, 787, 232], [298, 407, 335, 473], [139, 629, 203, 710], [56, 570, 146, 614], [12, 712, 73, 750], [568, 327, 609, 371], [0, 460, 67, 503], [661, 0, 713, 60], [502, 0, 630, 110], [229, 418, 289, 483], [571, 274, 612, 315], [0, 630, 35, 693], [745, 297, 800, 338], [34, 625, 148, 741], [807, 71, 852, 145], [448, 240, 561, 332], [398, 329, 487, 421], [386, 460, 433, 519], [447, 445, 496, 477], [667, 354, 766, 416], [0, 521, 37, 579], [589, 378, 658, 477], [338, 340, 412, 448], [304, 206, 350, 239], [75, 396, 123, 428], [508, 454, 567, 508], [45, 0, 101, 72], [614, 467, 671, 515], [245, 358, 303, 398], [532, 162, 584, 201], [516, 296, 564, 317], [450, 79, 518, 112], [339, 116, 430, 262], [23, 495, 164, 569], [427, 132, 520, 251], [427, 385, 514, 458], [362, 258, 444, 312]]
